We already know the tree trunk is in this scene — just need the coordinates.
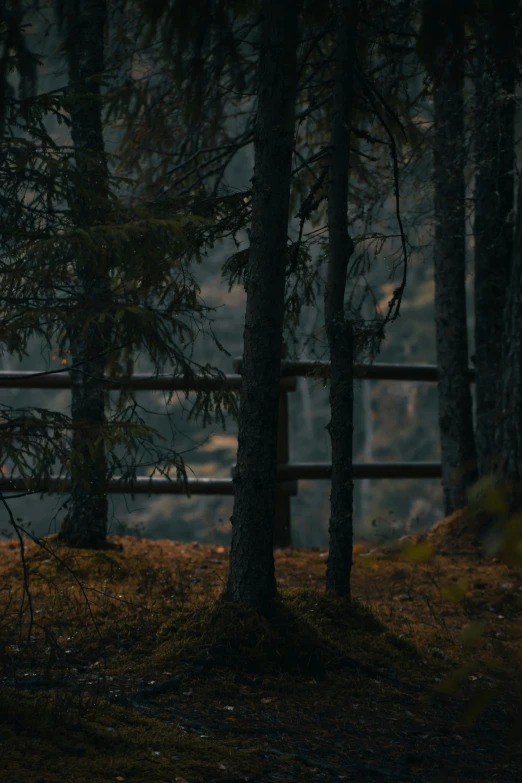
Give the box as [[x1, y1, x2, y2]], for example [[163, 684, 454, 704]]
[[432, 18, 477, 516], [473, 18, 515, 478], [225, 0, 298, 616], [58, 0, 111, 548], [493, 173, 522, 503], [325, 0, 358, 598], [359, 299, 374, 524]]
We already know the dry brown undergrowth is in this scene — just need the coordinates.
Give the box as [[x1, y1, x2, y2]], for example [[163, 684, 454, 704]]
[[0, 512, 521, 782]]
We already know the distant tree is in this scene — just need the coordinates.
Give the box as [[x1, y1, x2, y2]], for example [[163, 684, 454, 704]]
[[224, 0, 299, 616], [108, 0, 259, 202], [0, 1, 38, 135], [112, 0, 414, 337], [418, 1, 477, 516]]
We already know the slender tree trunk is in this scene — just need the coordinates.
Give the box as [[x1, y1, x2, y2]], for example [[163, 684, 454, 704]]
[[493, 173, 522, 503], [225, 0, 298, 616], [360, 298, 374, 524], [432, 17, 477, 516], [325, 0, 358, 598], [58, 0, 111, 548], [473, 17, 515, 478]]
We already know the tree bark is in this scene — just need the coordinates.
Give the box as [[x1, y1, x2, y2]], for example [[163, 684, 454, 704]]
[[58, 0, 111, 548], [473, 14, 515, 477], [359, 298, 374, 525], [325, 0, 358, 598], [225, 0, 298, 616], [432, 17, 477, 516], [493, 173, 522, 503]]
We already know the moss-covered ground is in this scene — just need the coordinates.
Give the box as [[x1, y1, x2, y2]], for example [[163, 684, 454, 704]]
[[0, 509, 521, 782]]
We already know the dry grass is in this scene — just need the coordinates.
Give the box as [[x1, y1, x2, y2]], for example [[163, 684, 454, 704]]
[[0, 512, 521, 782]]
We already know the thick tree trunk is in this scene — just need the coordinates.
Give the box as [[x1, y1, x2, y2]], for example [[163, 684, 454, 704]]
[[58, 0, 111, 548], [473, 24, 515, 477], [225, 0, 298, 616], [325, 0, 358, 598], [432, 20, 477, 516]]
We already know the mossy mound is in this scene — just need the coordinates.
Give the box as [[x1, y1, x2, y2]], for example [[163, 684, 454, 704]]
[[282, 588, 420, 666], [152, 592, 330, 678], [10, 534, 132, 582], [422, 506, 495, 557], [145, 587, 420, 683]]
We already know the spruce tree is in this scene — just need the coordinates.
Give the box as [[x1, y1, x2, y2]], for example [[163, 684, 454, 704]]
[[0, 2, 238, 546]]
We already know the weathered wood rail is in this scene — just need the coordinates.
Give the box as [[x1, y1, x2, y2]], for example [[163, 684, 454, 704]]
[[0, 361, 476, 546]]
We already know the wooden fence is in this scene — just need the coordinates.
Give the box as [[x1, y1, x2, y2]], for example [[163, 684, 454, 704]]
[[0, 361, 476, 547]]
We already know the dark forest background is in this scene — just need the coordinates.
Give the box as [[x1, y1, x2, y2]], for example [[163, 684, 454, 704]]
[[1, 0, 497, 548]]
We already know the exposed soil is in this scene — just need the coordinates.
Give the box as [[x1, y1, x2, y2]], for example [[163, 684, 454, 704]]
[[0, 511, 521, 782]]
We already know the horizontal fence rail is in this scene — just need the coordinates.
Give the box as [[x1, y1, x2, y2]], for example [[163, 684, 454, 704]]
[[276, 461, 442, 480], [0, 476, 298, 496], [0, 360, 475, 546], [0, 363, 477, 388], [0, 371, 246, 391], [0, 462, 442, 495], [235, 359, 477, 382]]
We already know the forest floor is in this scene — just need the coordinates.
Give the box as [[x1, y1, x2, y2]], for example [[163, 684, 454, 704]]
[[0, 509, 521, 783]]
